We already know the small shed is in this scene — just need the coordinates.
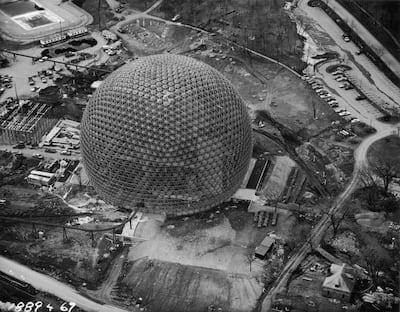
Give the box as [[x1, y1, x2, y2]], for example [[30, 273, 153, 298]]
[[255, 236, 275, 259]]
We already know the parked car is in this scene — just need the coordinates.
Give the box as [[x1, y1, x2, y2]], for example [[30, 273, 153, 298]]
[[356, 95, 366, 101], [338, 111, 351, 116], [13, 142, 25, 149], [355, 50, 363, 55], [344, 85, 354, 90], [44, 148, 57, 153], [337, 77, 348, 82], [60, 150, 72, 156], [342, 34, 351, 42], [32, 153, 44, 159]]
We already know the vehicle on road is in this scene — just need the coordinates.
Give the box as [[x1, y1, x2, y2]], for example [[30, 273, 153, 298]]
[[13, 142, 25, 149], [44, 148, 57, 153], [41, 77, 47, 83], [355, 50, 363, 55], [60, 150, 72, 156], [342, 34, 351, 42], [32, 153, 44, 159]]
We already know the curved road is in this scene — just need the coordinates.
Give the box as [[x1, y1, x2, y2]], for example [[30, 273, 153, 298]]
[[1, 3, 399, 312], [261, 122, 399, 310]]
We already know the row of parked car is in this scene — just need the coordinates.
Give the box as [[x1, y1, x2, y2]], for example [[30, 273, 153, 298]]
[[0, 74, 13, 96], [330, 70, 366, 101], [303, 74, 360, 123]]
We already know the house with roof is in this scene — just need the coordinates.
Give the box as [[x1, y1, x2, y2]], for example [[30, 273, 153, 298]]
[[322, 263, 355, 302]]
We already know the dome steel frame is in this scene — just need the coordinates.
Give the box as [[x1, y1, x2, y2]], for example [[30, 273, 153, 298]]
[[81, 54, 252, 216]]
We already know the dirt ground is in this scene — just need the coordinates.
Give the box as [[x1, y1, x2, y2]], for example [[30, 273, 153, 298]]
[[0, 223, 122, 289], [114, 203, 299, 312], [189, 48, 338, 139], [120, 257, 261, 312], [120, 206, 260, 311], [0, 185, 73, 217]]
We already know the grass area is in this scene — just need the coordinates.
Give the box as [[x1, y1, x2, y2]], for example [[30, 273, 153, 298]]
[[367, 135, 400, 164], [350, 122, 376, 138]]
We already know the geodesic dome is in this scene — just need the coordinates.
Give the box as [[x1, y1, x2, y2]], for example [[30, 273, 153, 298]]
[[81, 54, 252, 216]]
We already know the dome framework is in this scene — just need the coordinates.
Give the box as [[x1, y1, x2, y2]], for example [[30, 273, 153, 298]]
[[81, 54, 252, 216]]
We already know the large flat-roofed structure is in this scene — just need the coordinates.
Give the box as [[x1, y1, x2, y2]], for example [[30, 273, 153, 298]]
[[81, 54, 253, 216], [0, 100, 57, 144], [0, 0, 92, 42]]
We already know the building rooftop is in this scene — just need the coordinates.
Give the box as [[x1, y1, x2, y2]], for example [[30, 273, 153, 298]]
[[322, 263, 355, 294]]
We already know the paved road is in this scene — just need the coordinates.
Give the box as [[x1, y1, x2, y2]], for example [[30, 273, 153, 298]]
[[328, 0, 400, 76], [0, 256, 131, 312], [261, 123, 398, 310], [0, 144, 80, 161], [261, 3, 400, 310], [296, 0, 400, 106]]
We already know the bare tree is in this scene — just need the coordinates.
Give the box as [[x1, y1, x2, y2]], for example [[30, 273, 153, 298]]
[[370, 157, 400, 193], [359, 165, 379, 188], [360, 245, 390, 284], [326, 208, 349, 237], [246, 243, 257, 272]]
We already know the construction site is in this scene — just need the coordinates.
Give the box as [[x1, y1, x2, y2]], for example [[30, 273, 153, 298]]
[[0, 99, 57, 145], [0, 0, 399, 312]]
